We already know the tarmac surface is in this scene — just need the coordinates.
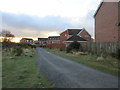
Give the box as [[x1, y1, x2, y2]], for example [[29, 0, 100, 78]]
[[36, 48, 118, 88]]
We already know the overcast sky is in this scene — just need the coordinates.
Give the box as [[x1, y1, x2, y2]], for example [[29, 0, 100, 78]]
[[0, 0, 101, 38]]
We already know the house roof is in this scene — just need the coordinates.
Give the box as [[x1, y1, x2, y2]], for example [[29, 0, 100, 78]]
[[78, 28, 91, 37], [65, 35, 87, 42], [67, 29, 82, 35], [38, 38, 48, 41], [94, 2, 103, 17], [21, 38, 33, 40], [48, 36, 60, 38]]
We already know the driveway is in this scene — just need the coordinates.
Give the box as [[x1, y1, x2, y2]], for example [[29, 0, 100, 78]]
[[36, 48, 118, 88]]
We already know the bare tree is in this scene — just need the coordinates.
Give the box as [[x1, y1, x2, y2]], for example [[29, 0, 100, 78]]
[[0, 30, 15, 42]]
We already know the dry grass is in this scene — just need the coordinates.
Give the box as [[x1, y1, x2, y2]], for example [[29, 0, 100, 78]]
[[45, 48, 119, 76]]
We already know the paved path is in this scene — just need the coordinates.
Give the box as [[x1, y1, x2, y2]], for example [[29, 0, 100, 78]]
[[36, 48, 118, 88]]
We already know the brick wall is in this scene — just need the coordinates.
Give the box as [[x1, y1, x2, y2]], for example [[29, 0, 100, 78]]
[[95, 2, 119, 42], [46, 43, 66, 49], [79, 30, 92, 41], [60, 30, 68, 43], [47, 40, 60, 44], [118, 2, 120, 41]]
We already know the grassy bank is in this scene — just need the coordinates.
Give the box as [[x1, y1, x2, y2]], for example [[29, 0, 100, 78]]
[[2, 48, 53, 88], [45, 48, 119, 76]]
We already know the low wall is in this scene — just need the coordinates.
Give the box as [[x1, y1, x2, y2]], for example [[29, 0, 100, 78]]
[[46, 43, 66, 49]]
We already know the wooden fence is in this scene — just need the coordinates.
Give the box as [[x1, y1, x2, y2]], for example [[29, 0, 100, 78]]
[[80, 42, 120, 55]]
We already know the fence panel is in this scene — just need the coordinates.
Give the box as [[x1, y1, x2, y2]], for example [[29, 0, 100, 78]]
[[80, 42, 120, 55]]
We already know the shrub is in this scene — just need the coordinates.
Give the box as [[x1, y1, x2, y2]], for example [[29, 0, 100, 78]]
[[20, 43, 30, 48], [117, 49, 120, 60], [13, 46, 23, 56], [59, 48, 65, 51], [28, 44, 36, 48], [66, 46, 72, 53], [66, 41, 80, 53], [110, 53, 117, 58]]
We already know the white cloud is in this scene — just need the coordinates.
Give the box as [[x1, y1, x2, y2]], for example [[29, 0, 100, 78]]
[[0, 0, 101, 18], [1, 0, 102, 38]]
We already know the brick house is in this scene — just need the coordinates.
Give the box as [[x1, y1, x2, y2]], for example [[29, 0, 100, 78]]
[[46, 36, 65, 48], [60, 28, 92, 46], [38, 38, 48, 47], [20, 38, 34, 44], [47, 36, 60, 44], [94, 2, 120, 42]]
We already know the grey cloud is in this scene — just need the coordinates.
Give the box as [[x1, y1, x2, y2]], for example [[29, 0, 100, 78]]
[[2, 12, 80, 31], [1, 11, 94, 37]]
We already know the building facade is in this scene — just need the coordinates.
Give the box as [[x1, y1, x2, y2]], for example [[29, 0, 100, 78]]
[[94, 2, 120, 42], [38, 38, 48, 47], [60, 29, 92, 42], [60, 28, 92, 47], [20, 38, 34, 44], [47, 36, 60, 44], [46, 36, 65, 49]]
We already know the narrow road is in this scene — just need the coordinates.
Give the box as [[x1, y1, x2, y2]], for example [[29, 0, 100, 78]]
[[36, 48, 118, 88]]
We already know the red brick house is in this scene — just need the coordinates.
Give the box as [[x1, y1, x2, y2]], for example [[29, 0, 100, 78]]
[[47, 36, 60, 44], [46, 36, 65, 48], [20, 38, 34, 44], [60, 28, 93, 46], [38, 38, 48, 47], [60, 28, 92, 46], [94, 2, 120, 42]]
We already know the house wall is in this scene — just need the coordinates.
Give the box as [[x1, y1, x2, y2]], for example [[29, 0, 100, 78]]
[[79, 30, 92, 41], [60, 30, 68, 43], [95, 2, 119, 42], [47, 40, 60, 44], [38, 41, 47, 45], [20, 39, 33, 44], [118, 2, 120, 41]]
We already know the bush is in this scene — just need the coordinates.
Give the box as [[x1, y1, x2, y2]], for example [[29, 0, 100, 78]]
[[110, 49, 120, 60], [66, 41, 80, 53], [19, 43, 30, 48], [13, 46, 23, 56], [28, 44, 36, 48], [117, 49, 120, 60], [59, 48, 65, 51], [66, 46, 72, 53]]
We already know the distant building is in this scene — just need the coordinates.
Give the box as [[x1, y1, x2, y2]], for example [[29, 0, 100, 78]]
[[38, 38, 48, 47], [60, 28, 92, 46], [46, 36, 65, 49], [47, 36, 60, 44], [94, 2, 120, 42], [20, 38, 34, 44]]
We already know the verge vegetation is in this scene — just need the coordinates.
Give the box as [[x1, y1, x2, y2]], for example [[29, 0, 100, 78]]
[[45, 47, 119, 76], [2, 43, 53, 88]]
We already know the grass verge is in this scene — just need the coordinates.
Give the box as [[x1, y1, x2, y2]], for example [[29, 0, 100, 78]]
[[45, 48, 119, 76], [2, 48, 54, 88]]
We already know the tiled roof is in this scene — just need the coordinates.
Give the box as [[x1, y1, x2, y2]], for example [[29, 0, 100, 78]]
[[21, 38, 33, 40], [48, 36, 60, 38], [65, 35, 87, 42], [38, 38, 48, 41], [48, 36, 60, 40], [67, 29, 82, 35]]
